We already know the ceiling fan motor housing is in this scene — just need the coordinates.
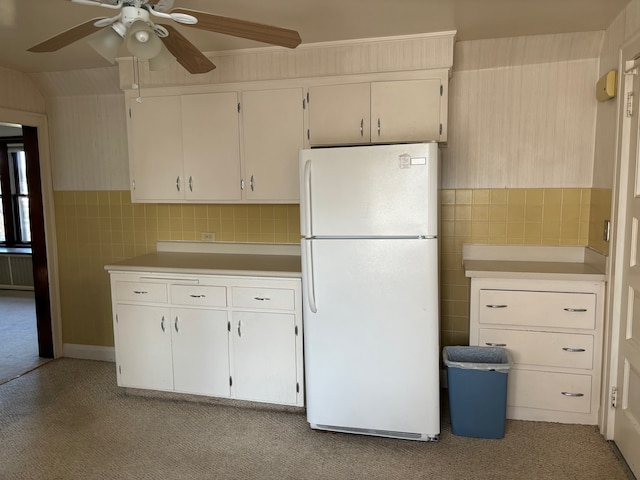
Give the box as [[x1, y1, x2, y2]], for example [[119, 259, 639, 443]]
[[121, 6, 151, 28]]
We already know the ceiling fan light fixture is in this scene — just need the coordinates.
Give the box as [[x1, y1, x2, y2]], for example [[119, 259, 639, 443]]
[[149, 43, 176, 71], [126, 20, 162, 59], [87, 24, 125, 64]]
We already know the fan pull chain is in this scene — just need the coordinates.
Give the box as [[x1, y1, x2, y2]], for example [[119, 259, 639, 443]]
[[132, 57, 143, 103]]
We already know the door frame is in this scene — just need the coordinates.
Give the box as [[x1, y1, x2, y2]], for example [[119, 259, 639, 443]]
[[0, 107, 62, 358]]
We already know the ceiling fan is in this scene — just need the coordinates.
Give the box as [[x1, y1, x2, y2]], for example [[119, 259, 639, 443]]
[[27, 0, 302, 74]]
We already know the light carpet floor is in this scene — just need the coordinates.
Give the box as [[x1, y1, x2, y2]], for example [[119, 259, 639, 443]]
[[0, 289, 50, 385], [0, 359, 634, 480]]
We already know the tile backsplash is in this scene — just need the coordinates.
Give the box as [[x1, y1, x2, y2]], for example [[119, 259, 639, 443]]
[[54, 188, 610, 348]]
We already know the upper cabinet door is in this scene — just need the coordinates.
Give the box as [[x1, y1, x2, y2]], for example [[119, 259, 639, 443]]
[[371, 79, 442, 143], [241, 88, 305, 202], [181, 92, 242, 201], [128, 96, 185, 202], [308, 83, 371, 146]]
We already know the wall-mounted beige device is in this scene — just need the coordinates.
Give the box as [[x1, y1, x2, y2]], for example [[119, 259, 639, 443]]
[[596, 70, 617, 102]]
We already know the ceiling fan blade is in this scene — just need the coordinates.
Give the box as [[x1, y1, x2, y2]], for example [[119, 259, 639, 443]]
[[159, 24, 216, 74], [27, 18, 104, 53], [171, 8, 301, 49]]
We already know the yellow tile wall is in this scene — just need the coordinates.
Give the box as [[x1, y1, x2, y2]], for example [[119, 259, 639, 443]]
[[440, 188, 595, 347], [54, 190, 301, 346], [54, 187, 611, 349]]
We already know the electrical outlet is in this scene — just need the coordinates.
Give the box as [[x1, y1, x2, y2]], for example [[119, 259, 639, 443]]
[[201, 232, 215, 241]]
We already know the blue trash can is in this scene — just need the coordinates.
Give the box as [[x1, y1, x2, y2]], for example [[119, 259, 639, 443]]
[[443, 346, 513, 439]]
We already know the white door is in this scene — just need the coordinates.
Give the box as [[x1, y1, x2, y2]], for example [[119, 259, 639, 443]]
[[230, 311, 298, 405], [308, 83, 371, 145], [609, 36, 640, 478], [299, 143, 438, 237], [371, 79, 442, 143], [115, 304, 173, 391], [128, 96, 184, 201], [241, 88, 305, 201], [181, 92, 242, 201], [171, 308, 230, 397]]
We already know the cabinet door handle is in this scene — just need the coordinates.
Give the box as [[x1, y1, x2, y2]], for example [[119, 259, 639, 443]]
[[161, 316, 166, 332], [563, 308, 587, 312], [253, 296, 271, 301], [174, 316, 179, 333], [133, 290, 148, 295], [237, 320, 242, 338], [486, 304, 508, 309], [360, 118, 364, 137], [377, 118, 381, 136], [176, 176, 181, 192], [250, 175, 255, 192], [189, 294, 206, 298], [561, 392, 585, 397], [188, 176, 193, 192], [485, 342, 507, 347], [562, 347, 586, 352]]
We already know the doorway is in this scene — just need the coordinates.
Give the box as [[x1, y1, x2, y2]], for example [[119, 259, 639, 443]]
[[0, 109, 61, 380], [0, 123, 53, 382]]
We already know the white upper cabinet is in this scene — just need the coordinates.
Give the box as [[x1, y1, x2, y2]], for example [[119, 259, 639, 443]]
[[125, 69, 449, 203], [128, 92, 241, 203], [129, 96, 185, 202], [371, 79, 442, 143], [181, 92, 242, 201], [308, 83, 372, 145], [241, 88, 305, 202], [308, 78, 444, 146]]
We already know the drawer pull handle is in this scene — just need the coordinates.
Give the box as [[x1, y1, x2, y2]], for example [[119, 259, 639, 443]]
[[189, 294, 206, 298], [563, 308, 587, 312], [133, 290, 148, 295], [254, 296, 271, 301], [486, 304, 508, 309], [485, 342, 507, 347], [561, 392, 585, 397], [562, 347, 586, 352]]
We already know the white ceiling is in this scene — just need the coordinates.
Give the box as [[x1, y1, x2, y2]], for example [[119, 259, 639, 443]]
[[0, 0, 632, 74]]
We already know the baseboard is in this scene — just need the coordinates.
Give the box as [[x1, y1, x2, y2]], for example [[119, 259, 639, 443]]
[[63, 344, 115, 362]]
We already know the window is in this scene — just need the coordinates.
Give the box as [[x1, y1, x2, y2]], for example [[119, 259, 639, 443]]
[[0, 140, 31, 246]]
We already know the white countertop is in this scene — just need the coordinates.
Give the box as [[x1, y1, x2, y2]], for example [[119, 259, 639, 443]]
[[462, 245, 608, 282], [104, 241, 302, 278]]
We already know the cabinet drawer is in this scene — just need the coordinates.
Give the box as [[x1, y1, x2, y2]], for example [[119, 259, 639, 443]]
[[170, 285, 227, 307], [115, 281, 167, 303], [508, 369, 592, 414], [232, 287, 295, 310], [478, 329, 594, 369], [478, 290, 596, 329]]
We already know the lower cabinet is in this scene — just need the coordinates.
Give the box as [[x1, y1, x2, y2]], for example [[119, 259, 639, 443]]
[[468, 277, 605, 424], [109, 272, 304, 407], [231, 311, 298, 405]]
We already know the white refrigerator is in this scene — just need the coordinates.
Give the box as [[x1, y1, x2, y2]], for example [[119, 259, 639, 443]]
[[299, 142, 440, 442]]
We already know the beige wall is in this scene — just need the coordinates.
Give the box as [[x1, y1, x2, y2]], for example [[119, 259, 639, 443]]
[[14, 24, 638, 348], [0, 67, 45, 114]]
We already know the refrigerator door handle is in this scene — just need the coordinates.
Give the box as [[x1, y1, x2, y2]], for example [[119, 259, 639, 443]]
[[303, 159, 313, 237], [304, 240, 318, 313]]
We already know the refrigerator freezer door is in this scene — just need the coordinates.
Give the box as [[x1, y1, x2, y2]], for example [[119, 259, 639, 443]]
[[300, 143, 438, 238], [301, 238, 440, 438]]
